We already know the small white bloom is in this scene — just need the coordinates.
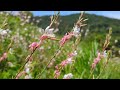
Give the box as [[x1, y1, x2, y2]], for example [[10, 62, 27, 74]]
[[0, 30, 8, 36], [20, 23, 25, 26], [73, 51, 77, 56], [38, 28, 44, 34], [26, 19, 30, 23], [112, 46, 115, 49], [28, 16, 31, 19], [9, 48, 13, 54], [36, 20, 40, 23], [45, 26, 55, 37], [73, 25, 80, 37], [45, 26, 52, 33], [25, 68, 30, 74], [24, 28, 28, 31], [115, 40, 118, 43], [67, 58, 73, 64], [103, 50, 107, 58], [63, 73, 73, 79], [25, 74, 32, 79]]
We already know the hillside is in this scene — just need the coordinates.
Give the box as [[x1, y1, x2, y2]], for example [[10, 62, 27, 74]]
[[33, 13, 120, 36]]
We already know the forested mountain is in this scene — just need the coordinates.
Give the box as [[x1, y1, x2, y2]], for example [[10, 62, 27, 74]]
[[33, 13, 120, 36]]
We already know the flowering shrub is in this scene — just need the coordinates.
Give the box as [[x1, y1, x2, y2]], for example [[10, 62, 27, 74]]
[[0, 11, 119, 79]]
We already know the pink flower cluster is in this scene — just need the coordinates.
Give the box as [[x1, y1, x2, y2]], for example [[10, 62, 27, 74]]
[[0, 52, 7, 62], [92, 52, 102, 69], [59, 32, 74, 47], [54, 65, 61, 79], [54, 51, 77, 79], [29, 42, 40, 51], [40, 34, 49, 41]]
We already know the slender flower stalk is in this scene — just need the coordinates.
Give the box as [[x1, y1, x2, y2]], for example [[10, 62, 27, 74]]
[[59, 32, 74, 47], [89, 28, 112, 79], [54, 11, 87, 79], [54, 51, 77, 79], [15, 11, 60, 79], [96, 50, 111, 79]]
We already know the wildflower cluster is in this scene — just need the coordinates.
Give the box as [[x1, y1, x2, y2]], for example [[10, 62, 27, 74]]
[[54, 51, 77, 79]]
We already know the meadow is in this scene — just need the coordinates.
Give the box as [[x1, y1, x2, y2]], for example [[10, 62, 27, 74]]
[[0, 11, 120, 79]]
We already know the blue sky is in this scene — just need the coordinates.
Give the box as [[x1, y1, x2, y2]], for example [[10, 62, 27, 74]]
[[31, 11, 120, 19]]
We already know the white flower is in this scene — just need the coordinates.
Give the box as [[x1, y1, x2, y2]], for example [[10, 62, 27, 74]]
[[25, 74, 32, 79], [63, 73, 73, 79], [73, 51, 77, 56], [26, 19, 30, 23], [0, 30, 8, 36], [24, 28, 28, 31], [44, 26, 55, 37], [67, 58, 73, 64], [38, 28, 44, 34], [115, 40, 118, 43], [112, 46, 115, 49], [20, 23, 25, 26], [103, 50, 107, 58], [73, 25, 80, 37], [9, 48, 13, 54], [28, 16, 31, 19], [36, 20, 40, 23], [25, 68, 30, 74]]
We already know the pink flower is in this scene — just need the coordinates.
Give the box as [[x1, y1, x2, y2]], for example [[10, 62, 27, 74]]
[[60, 60, 68, 67], [40, 34, 48, 41], [40, 34, 58, 41], [92, 52, 102, 69], [16, 71, 26, 79], [54, 70, 60, 79], [3, 52, 7, 57], [59, 32, 74, 46], [3, 52, 7, 59], [55, 65, 59, 69], [29, 42, 39, 51], [0, 52, 7, 62]]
